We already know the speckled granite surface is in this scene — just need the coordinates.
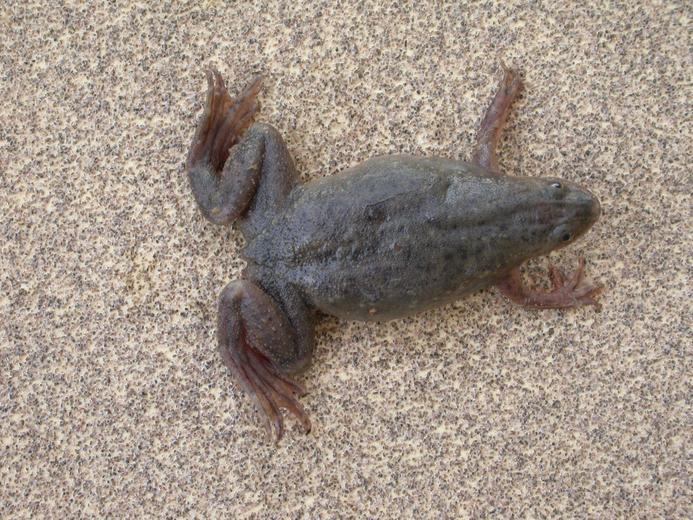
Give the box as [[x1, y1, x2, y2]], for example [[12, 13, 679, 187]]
[[1, 1, 690, 517]]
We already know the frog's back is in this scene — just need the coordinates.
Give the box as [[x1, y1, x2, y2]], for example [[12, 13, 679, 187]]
[[244, 155, 527, 320]]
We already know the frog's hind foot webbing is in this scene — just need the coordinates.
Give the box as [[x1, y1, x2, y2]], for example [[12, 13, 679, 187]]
[[497, 257, 602, 310], [472, 63, 523, 173], [217, 280, 311, 443], [187, 69, 262, 173], [187, 70, 265, 225]]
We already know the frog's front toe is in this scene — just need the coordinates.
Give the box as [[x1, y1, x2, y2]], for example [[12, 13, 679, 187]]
[[497, 257, 602, 310], [546, 257, 603, 310]]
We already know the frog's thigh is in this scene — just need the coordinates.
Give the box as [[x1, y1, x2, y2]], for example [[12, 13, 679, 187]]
[[471, 65, 523, 174], [217, 280, 311, 442], [234, 123, 299, 237]]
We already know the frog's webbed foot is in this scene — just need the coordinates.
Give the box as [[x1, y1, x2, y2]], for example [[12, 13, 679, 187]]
[[223, 340, 311, 443], [187, 69, 262, 173], [497, 257, 602, 310], [218, 281, 312, 443], [186, 70, 263, 225], [187, 70, 299, 233], [472, 62, 523, 174]]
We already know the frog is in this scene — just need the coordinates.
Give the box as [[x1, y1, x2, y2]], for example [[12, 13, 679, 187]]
[[186, 65, 602, 442]]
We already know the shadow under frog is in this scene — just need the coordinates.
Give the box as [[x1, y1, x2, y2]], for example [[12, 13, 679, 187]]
[[186, 65, 602, 442]]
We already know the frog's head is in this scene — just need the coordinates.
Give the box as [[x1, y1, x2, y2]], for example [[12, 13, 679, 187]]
[[528, 177, 601, 255]]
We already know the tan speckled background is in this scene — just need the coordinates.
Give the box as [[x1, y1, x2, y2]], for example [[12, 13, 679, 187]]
[[2, 1, 691, 517]]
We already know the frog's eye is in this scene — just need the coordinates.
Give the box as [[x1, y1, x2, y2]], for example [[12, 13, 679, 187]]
[[561, 232, 572, 242], [551, 182, 562, 189]]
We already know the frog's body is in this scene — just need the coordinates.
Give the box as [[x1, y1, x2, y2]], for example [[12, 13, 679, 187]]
[[186, 67, 602, 441], [244, 156, 597, 322]]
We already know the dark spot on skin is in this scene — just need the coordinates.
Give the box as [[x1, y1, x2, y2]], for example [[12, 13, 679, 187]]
[[365, 204, 387, 223]]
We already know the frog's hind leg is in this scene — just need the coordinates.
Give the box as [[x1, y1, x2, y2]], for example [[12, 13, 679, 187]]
[[187, 70, 299, 235], [186, 70, 261, 224], [217, 280, 314, 442], [187, 70, 262, 177], [187, 70, 263, 225], [471, 64, 523, 174]]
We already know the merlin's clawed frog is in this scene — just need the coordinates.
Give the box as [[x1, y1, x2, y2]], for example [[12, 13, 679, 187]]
[[186, 66, 601, 442]]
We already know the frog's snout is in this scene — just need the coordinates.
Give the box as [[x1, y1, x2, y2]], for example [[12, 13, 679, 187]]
[[576, 188, 601, 225], [544, 182, 601, 250], [557, 186, 601, 246], [590, 193, 601, 221]]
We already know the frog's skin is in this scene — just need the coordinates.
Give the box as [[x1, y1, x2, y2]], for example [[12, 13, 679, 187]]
[[186, 67, 602, 442]]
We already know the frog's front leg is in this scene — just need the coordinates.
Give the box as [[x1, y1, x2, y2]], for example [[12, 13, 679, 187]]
[[471, 63, 522, 174], [218, 280, 314, 442], [496, 258, 602, 310]]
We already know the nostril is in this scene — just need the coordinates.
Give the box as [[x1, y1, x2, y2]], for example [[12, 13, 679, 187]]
[[562, 233, 571, 242]]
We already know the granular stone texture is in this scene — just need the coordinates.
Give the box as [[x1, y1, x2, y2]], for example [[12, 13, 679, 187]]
[[1, 1, 690, 517]]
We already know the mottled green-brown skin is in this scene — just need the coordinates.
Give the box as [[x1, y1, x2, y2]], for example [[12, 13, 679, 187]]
[[243, 155, 599, 321], [186, 68, 601, 442]]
